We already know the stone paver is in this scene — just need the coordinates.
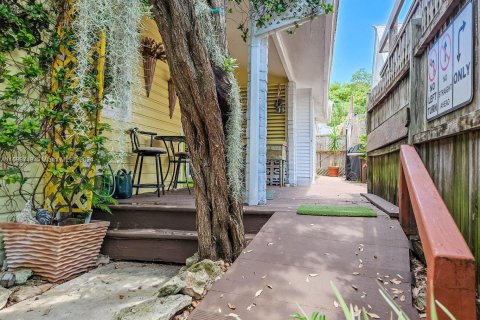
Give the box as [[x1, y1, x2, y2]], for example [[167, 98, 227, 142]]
[[0, 262, 180, 320]]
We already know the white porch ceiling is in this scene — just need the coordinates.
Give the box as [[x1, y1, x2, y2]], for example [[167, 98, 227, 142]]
[[226, 14, 287, 79], [226, 3, 338, 121]]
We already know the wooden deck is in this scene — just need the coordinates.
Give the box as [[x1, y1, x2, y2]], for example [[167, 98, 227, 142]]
[[187, 177, 419, 319]]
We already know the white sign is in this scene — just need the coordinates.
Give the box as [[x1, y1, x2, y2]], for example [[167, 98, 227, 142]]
[[426, 2, 473, 121], [427, 42, 439, 119], [453, 2, 473, 108]]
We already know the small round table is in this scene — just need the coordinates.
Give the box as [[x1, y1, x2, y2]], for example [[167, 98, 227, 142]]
[[154, 135, 191, 193]]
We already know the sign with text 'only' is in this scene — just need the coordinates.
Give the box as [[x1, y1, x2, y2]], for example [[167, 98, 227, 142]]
[[426, 1, 473, 121]]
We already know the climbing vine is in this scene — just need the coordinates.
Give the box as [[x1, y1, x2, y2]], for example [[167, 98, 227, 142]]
[[0, 0, 147, 220], [230, 0, 334, 40], [0, 0, 113, 219]]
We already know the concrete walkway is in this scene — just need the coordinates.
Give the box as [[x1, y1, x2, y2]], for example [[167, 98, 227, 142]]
[[190, 177, 418, 319], [0, 262, 180, 320]]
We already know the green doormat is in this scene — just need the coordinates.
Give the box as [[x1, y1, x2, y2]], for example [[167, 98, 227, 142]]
[[297, 205, 377, 217]]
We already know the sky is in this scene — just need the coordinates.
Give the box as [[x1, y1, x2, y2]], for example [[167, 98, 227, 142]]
[[331, 0, 412, 83]]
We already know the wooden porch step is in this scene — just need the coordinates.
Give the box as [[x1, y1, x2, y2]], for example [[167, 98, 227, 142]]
[[93, 205, 273, 234], [361, 193, 399, 218], [101, 228, 256, 264]]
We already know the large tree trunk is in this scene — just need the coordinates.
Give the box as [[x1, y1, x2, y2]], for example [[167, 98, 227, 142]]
[[150, 0, 246, 262]]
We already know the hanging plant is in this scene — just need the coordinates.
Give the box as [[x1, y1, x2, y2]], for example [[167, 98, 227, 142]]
[[141, 37, 166, 97], [72, 0, 149, 168]]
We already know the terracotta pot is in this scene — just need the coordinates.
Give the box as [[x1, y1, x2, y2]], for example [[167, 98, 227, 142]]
[[327, 166, 340, 177], [0, 220, 109, 282]]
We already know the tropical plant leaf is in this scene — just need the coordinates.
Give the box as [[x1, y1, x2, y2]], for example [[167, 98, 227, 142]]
[[435, 300, 457, 320]]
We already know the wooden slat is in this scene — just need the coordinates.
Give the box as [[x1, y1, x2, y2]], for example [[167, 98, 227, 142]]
[[414, 0, 458, 56], [413, 110, 480, 144], [241, 83, 288, 144], [367, 107, 410, 152]]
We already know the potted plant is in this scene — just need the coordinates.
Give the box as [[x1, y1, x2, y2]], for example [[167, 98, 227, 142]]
[[328, 159, 340, 177], [327, 128, 342, 177], [0, 2, 114, 282]]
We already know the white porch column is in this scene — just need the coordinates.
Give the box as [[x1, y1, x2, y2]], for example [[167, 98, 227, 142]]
[[287, 81, 297, 186], [245, 35, 268, 205]]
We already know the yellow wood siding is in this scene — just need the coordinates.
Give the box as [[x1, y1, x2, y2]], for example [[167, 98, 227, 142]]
[[240, 83, 288, 144], [106, 17, 183, 190]]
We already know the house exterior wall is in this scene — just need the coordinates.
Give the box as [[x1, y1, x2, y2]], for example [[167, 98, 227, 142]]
[[287, 81, 297, 185], [295, 88, 315, 185], [104, 17, 183, 190], [0, 17, 184, 218]]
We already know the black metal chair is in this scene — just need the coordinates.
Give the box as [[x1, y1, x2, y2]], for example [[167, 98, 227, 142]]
[[171, 147, 191, 194], [128, 128, 166, 196], [158, 136, 191, 194]]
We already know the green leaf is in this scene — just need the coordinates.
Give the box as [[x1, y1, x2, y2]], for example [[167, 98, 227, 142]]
[[330, 282, 352, 319], [435, 300, 456, 320]]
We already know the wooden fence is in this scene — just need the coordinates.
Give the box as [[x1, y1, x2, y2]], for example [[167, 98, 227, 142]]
[[367, 0, 480, 292]]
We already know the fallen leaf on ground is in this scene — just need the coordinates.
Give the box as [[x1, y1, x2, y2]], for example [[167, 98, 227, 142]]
[[226, 313, 242, 320], [354, 305, 360, 313], [400, 295, 406, 302], [391, 288, 403, 294], [245, 250, 253, 253], [352, 272, 360, 275], [396, 274, 404, 279], [261, 274, 267, 279], [228, 303, 236, 310], [266, 284, 273, 289], [246, 303, 256, 311], [390, 278, 402, 285], [254, 289, 263, 297], [42, 308, 52, 316], [267, 242, 274, 246], [308, 274, 318, 277], [368, 313, 380, 319]]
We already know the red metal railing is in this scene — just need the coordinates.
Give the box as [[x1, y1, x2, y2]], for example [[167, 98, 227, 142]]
[[398, 145, 476, 320]]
